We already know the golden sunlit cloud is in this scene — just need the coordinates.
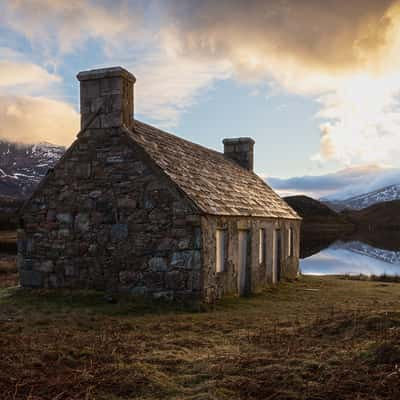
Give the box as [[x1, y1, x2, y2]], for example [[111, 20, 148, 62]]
[[162, 0, 400, 166], [1, 0, 145, 55], [3, 0, 400, 164], [0, 96, 79, 146], [0, 60, 61, 89]]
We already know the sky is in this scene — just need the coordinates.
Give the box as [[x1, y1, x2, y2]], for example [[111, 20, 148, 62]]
[[2, 0, 400, 199]]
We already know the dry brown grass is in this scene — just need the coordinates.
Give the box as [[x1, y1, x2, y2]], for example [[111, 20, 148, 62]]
[[1, 276, 400, 399]]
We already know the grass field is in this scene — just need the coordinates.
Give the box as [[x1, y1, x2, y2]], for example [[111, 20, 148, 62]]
[[1, 272, 400, 400]]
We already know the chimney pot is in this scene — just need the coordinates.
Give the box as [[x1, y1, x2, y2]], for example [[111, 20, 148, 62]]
[[77, 66, 136, 130], [223, 137, 255, 171]]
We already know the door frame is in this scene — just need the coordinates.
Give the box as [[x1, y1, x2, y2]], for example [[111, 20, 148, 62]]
[[273, 229, 282, 284], [237, 229, 250, 296]]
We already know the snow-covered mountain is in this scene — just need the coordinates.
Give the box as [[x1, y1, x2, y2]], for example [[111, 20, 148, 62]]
[[0, 141, 65, 198], [323, 184, 400, 211], [331, 241, 400, 265]]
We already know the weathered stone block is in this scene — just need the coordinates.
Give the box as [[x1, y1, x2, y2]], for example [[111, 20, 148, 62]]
[[118, 197, 137, 209], [65, 265, 76, 277], [119, 270, 142, 285], [111, 223, 128, 242], [46, 210, 56, 222], [132, 161, 147, 174], [106, 155, 124, 164], [130, 286, 147, 296], [58, 229, 70, 239], [193, 227, 202, 249], [89, 190, 102, 199], [166, 271, 186, 290], [57, 213, 73, 224], [171, 250, 201, 270], [149, 209, 167, 221], [20, 270, 43, 287], [38, 260, 54, 273], [157, 238, 175, 251], [75, 213, 90, 232], [178, 238, 190, 250], [149, 257, 167, 272], [17, 239, 27, 254], [88, 244, 98, 255], [48, 274, 58, 288], [101, 112, 122, 128], [153, 291, 173, 300]]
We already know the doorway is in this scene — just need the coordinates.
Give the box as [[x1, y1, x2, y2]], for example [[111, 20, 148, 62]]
[[273, 229, 282, 283], [238, 230, 249, 296]]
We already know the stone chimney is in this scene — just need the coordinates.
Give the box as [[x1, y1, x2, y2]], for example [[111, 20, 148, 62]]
[[223, 138, 255, 171], [77, 66, 136, 130]]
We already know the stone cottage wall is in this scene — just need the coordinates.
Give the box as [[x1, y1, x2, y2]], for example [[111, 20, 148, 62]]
[[18, 128, 202, 299], [201, 216, 300, 302]]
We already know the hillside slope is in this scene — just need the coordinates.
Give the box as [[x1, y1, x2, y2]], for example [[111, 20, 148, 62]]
[[284, 195, 354, 258], [344, 199, 400, 231], [284, 195, 353, 231]]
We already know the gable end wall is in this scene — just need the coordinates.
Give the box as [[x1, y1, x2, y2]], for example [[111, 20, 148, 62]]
[[18, 128, 202, 299]]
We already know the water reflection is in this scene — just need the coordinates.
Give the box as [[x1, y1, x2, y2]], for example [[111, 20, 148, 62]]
[[300, 240, 400, 276]]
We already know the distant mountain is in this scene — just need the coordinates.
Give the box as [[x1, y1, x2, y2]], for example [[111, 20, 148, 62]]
[[324, 184, 400, 211], [284, 194, 354, 234], [344, 199, 400, 231], [0, 141, 64, 198], [285, 195, 340, 219]]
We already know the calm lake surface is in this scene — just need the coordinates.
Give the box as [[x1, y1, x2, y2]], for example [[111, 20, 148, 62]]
[[300, 240, 400, 276]]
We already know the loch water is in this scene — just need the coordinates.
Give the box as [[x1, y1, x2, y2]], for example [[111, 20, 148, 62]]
[[300, 236, 400, 276]]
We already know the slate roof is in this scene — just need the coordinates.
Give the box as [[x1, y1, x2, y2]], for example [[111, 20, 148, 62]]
[[128, 121, 300, 220]]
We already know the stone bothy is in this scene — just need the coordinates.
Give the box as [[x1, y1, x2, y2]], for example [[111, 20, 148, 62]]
[[18, 66, 301, 302]]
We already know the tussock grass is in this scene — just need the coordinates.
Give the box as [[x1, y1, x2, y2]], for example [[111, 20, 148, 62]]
[[1, 275, 400, 399]]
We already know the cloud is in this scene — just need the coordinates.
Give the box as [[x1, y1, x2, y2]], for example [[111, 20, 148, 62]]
[[0, 2, 232, 135], [0, 54, 77, 146], [0, 95, 79, 146], [268, 165, 400, 199], [1, 0, 146, 56], [160, 0, 400, 167], [3, 0, 400, 163], [0, 60, 61, 90], [162, 0, 397, 76], [128, 43, 232, 128]]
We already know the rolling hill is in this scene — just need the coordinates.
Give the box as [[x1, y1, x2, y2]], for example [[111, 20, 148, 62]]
[[284, 195, 354, 257]]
